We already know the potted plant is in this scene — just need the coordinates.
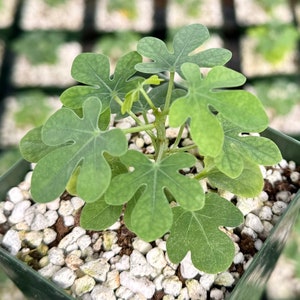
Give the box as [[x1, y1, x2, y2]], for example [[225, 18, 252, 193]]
[[1, 23, 300, 299]]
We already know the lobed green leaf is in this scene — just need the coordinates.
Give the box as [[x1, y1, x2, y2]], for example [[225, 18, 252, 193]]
[[169, 63, 269, 157], [105, 150, 205, 241], [213, 115, 282, 178], [206, 158, 264, 197], [60, 51, 142, 112], [135, 24, 231, 76], [166, 193, 243, 274], [30, 97, 128, 203]]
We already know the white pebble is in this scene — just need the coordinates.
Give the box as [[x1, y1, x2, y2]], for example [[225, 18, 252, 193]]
[[38, 263, 61, 278], [259, 206, 273, 221], [104, 269, 120, 290], [276, 191, 291, 203], [44, 210, 59, 226], [91, 285, 116, 300], [180, 252, 200, 279], [120, 271, 155, 299], [146, 247, 167, 270], [162, 275, 182, 297], [9, 200, 32, 224], [72, 275, 95, 296], [65, 253, 83, 270], [25, 231, 43, 247], [46, 198, 60, 210], [2, 229, 21, 255], [200, 273, 216, 291], [210, 288, 224, 300], [115, 286, 134, 299], [63, 215, 75, 227], [233, 252, 244, 264], [58, 200, 74, 216], [214, 272, 235, 287], [115, 255, 130, 271], [3, 201, 14, 212], [290, 171, 300, 183], [58, 226, 86, 249], [80, 258, 110, 282], [7, 187, 24, 203], [130, 250, 154, 277], [52, 267, 76, 289], [241, 226, 257, 239], [43, 228, 57, 245], [245, 213, 264, 233], [289, 160, 296, 170], [186, 279, 207, 299], [77, 235, 92, 251], [266, 170, 282, 185], [30, 213, 49, 231], [272, 201, 288, 215], [254, 239, 263, 251], [48, 247, 65, 266], [132, 237, 152, 254], [71, 196, 85, 210]]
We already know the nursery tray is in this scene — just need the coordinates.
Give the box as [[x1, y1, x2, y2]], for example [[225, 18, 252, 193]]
[[0, 128, 300, 300]]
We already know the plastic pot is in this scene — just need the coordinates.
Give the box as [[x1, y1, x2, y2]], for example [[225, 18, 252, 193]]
[[0, 128, 300, 300]]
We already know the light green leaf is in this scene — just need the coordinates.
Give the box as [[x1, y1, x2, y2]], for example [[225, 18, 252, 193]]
[[206, 158, 264, 197], [60, 51, 142, 112], [166, 193, 243, 274], [105, 150, 205, 241], [80, 196, 123, 230], [135, 24, 231, 76], [31, 97, 128, 203], [213, 115, 282, 178], [169, 63, 269, 157]]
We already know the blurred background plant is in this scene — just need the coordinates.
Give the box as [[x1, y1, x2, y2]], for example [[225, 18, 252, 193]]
[[12, 31, 66, 65]]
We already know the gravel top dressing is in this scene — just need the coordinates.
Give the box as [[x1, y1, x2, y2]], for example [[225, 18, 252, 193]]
[[0, 122, 299, 300]]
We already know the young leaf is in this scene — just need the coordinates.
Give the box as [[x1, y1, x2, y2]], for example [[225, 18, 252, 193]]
[[166, 193, 244, 274], [206, 158, 264, 197], [135, 24, 231, 76], [213, 115, 282, 178], [60, 51, 142, 112], [19, 126, 59, 163], [80, 196, 123, 230], [169, 63, 269, 157], [105, 150, 205, 241], [31, 97, 128, 203]]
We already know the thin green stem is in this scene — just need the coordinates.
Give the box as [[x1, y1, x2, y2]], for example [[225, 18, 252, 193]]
[[167, 143, 198, 154], [140, 88, 157, 112], [163, 71, 175, 113], [170, 124, 186, 149], [122, 123, 155, 134]]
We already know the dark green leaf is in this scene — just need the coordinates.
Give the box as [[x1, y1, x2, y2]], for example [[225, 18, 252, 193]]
[[60, 51, 142, 112], [135, 24, 231, 76], [31, 97, 128, 203], [105, 150, 205, 241], [167, 193, 243, 274]]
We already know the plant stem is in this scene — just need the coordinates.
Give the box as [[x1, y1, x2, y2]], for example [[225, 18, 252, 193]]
[[170, 124, 186, 149], [122, 123, 155, 134], [167, 143, 197, 154], [140, 88, 157, 112], [163, 71, 175, 113]]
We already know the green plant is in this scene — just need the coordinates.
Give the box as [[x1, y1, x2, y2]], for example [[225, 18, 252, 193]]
[[248, 21, 299, 64], [106, 0, 137, 19], [20, 24, 282, 274], [14, 90, 53, 127], [12, 31, 65, 65], [253, 78, 300, 115]]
